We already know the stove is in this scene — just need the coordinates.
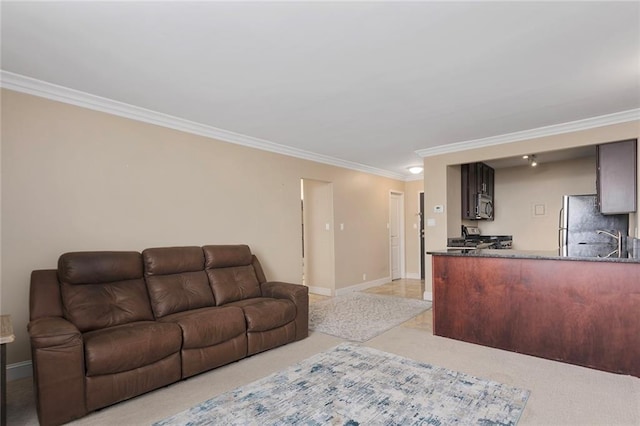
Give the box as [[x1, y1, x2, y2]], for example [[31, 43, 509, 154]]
[[447, 235, 513, 249]]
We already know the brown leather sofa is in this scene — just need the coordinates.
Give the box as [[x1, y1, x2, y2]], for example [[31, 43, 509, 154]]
[[28, 245, 308, 426]]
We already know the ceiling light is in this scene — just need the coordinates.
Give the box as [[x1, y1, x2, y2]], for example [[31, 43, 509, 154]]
[[522, 155, 529, 159], [408, 166, 423, 174], [529, 155, 538, 167]]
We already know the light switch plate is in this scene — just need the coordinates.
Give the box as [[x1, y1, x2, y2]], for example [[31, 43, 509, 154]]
[[427, 218, 436, 227]]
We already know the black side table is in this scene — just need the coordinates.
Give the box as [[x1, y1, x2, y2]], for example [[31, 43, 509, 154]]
[[0, 315, 15, 426]]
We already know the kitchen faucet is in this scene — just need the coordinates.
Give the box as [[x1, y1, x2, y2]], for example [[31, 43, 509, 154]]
[[596, 229, 622, 258]]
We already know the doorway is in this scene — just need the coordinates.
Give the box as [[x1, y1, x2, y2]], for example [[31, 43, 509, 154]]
[[301, 179, 335, 295], [420, 192, 425, 280], [389, 191, 405, 280]]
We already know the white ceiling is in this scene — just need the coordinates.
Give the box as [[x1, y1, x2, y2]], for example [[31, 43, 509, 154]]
[[1, 2, 639, 179]]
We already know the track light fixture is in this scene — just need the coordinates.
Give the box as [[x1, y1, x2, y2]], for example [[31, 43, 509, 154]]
[[522, 154, 538, 167], [527, 154, 538, 167]]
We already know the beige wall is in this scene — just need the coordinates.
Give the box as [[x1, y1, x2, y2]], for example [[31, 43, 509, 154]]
[[423, 120, 640, 294], [4, 87, 635, 363], [0, 89, 405, 364], [479, 156, 597, 250], [403, 179, 424, 278], [302, 179, 335, 293], [446, 166, 462, 238]]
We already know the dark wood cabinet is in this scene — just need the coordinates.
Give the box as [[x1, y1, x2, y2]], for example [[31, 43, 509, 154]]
[[461, 162, 494, 220], [432, 254, 640, 378], [461, 164, 475, 220], [597, 139, 637, 214], [480, 162, 495, 199]]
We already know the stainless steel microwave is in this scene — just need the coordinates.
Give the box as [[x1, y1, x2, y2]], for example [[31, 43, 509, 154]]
[[477, 194, 494, 219]]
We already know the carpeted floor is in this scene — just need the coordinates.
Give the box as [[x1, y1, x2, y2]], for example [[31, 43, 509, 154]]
[[309, 292, 431, 341], [154, 343, 529, 425], [6, 281, 640, 425]]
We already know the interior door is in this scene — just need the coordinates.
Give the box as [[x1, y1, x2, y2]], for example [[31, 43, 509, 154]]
[[389, 192, 402, 280], [420, 192, 425, 280]]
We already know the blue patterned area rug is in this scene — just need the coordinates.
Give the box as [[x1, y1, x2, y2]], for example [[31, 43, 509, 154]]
[[154, 343, 530, 426]]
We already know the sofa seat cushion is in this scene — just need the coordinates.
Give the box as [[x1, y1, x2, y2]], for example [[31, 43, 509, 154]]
[[160, 306, 246, 349], [83, 321, 182, 376], [227, 298, 296, 332]]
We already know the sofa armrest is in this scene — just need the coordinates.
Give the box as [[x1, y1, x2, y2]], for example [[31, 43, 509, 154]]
[[28, 317, 82, 348], [28, 317, 87, 426], [261, 281, 308, 341]]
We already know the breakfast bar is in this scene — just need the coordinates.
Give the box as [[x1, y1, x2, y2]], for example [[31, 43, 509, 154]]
[[428, 249, 640, 377]]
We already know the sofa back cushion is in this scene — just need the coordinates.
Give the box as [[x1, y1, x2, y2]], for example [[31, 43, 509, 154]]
[[143, 246, 214, 318], [203, 245, 261, 305], [59, 251, 154, 332]]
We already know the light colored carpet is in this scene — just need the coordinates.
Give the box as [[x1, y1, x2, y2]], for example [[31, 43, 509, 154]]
[[7, 321, 640, 425], [154, 343, 529, 425], [309, 292, 432, 341]]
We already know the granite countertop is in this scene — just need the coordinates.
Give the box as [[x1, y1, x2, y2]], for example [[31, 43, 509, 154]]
[[427, 249, 640, 263]]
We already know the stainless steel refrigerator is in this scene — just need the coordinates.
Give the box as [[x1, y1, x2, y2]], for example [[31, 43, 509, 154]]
[[559, 194, 629, 258]]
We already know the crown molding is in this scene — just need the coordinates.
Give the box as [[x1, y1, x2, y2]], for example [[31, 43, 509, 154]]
[[0, 70, 409, 181], [416, 108, 640, 158], [12, 70, 629, 181]]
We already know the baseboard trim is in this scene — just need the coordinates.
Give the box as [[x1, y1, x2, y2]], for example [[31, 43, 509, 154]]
[[423, 291, 433, 301], [405, 272, 421, 280], [335, 277, 391, 296], [7, 360, 32, 382], [308, 286, 333, 297]]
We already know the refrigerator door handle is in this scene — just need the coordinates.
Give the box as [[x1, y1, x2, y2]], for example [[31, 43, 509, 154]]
[[558, 207, 563, 228], [558, 228, 561, 250], [558, 207, 564, 249]]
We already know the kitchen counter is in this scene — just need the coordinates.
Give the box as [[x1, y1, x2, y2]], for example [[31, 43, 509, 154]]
[[429, 248, 640, 263], [430, 250, 640, 377]]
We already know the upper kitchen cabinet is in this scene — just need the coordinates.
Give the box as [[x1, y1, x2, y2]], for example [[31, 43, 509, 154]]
[[461, 162, 495, 221], [597, 139, 637, 214]]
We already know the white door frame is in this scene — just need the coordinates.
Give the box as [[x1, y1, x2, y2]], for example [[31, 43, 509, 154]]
[[419, 191, 425, 281], [389, 191, 405, 280]]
